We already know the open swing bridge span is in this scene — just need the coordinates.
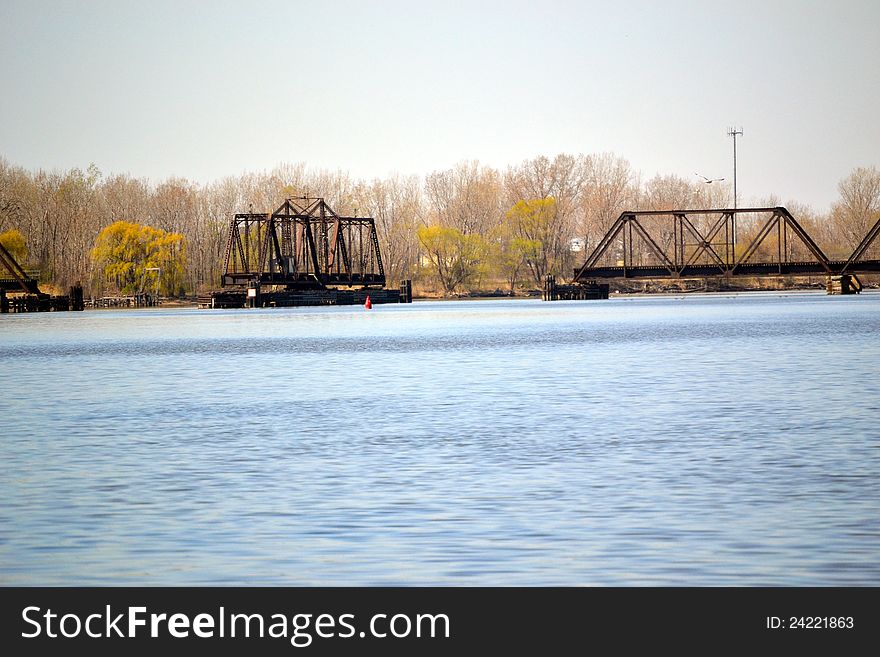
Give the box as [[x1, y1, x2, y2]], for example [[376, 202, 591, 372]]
[[209, 197, 411, 308], [222, 197, 386, 289], [0, 242, 83, 312]]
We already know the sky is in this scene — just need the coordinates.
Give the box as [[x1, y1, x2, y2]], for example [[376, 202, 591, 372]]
[[1, 0, 878, 212]]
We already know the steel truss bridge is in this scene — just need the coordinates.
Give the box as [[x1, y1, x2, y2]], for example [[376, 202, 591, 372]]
[[0, 242, 40, 294], [222, 197, 385, 289], [573, 207, 880, 284]]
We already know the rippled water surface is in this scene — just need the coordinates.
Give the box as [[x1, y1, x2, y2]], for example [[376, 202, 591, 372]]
[[1, 292, 879, 585]]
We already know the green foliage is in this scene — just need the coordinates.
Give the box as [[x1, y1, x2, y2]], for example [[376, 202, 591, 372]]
[[0, 228, 28, 264], [91, 221, 187, 296], [505, 197, 559, 285], [417, 224, 487, 294], [489, 222, 539, 292]]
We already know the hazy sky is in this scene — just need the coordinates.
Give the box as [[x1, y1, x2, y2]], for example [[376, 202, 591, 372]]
[[1, 0, 878, 212]]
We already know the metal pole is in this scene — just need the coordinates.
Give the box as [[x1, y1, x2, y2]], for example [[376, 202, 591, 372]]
[[728, 127, 743, 209], [733, 133, 737, 209], [727, 127, 743, 260]]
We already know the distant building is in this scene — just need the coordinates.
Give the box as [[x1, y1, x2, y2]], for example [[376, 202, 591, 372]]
[[569, 237, 585, 252]]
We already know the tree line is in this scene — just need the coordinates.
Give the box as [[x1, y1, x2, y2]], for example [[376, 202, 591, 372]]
[[1, 155, 877, 296]]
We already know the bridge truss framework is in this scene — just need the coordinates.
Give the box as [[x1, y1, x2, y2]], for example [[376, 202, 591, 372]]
[[573, 207, 880, 282], [222, 197, 385, 289]]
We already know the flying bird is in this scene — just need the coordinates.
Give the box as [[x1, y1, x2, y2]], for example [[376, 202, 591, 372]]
[[696, 173, 725, 184]]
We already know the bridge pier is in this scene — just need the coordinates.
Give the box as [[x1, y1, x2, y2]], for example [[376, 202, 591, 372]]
[[826, 274, 862, 295], [543, 275, 609, 301], [399, 279, 413, 303], [68, 285, 85, 311]]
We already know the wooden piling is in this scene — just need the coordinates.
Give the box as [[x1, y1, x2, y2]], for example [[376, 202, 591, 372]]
[[543, 274, 608, 301], [826, 274, 862, 295]]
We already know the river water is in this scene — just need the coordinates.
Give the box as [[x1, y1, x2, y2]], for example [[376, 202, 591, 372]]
[[1, 292, 878, 585]]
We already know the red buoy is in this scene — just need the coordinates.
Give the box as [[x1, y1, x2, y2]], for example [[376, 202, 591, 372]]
[[365, 295, 372, 309]]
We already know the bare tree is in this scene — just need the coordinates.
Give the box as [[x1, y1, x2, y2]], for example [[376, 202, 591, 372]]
[[355, 175, 422, 286], [639, 174, 701, 211], [831, 166, 880, 254], [0, 158, 23, 232], [581, 153, 639, 250], [98, 173, 149, 224], [424, 161, 502, 235]]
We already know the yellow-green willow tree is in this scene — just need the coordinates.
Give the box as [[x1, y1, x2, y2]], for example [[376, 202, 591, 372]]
[[505, 197, 566, 286], [91, 221, 187, 296], [0, 228, 28, 264], [417, 224, 487, 295]]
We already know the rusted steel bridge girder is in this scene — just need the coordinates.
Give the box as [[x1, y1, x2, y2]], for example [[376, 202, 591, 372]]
[[573, 207, 880, 282], [221, 197, 386, 289], [0, 242, 40, 294]]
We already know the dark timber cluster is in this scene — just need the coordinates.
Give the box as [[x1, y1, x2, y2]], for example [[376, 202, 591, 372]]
[[206, 197, 411, 308], [557, 206, 880, 298]]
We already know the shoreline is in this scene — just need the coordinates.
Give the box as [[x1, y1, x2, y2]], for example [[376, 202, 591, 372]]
[[69, 285, 878, 311]]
